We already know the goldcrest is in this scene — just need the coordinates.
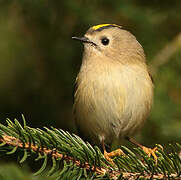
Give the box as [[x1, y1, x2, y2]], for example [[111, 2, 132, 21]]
[[72, 24, 153, 156]]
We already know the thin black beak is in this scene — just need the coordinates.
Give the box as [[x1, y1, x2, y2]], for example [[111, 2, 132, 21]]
[[72, 36, 97, 46]]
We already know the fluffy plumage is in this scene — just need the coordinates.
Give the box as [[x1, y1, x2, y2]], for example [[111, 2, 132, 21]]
[[73, 24, 153, 147]]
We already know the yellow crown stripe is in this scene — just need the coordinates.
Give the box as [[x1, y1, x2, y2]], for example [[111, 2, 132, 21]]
[[92, 24, 122, 31]]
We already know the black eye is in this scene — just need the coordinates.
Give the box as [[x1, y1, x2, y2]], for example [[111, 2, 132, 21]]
[[101, 37, 109, 46]]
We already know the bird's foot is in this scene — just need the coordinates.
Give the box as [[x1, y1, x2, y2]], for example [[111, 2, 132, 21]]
[[104, 149, 125, 163], [142, 145, 163, 164]]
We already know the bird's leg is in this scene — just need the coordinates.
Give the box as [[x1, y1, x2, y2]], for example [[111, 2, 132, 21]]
[[126, 137, 162, 164], [102, 140, 124, 163]]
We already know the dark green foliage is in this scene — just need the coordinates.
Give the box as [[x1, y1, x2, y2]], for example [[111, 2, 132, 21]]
[[0, 1, 181, 179], [0, 117, 181, 179], [0, 0, 180, 146], [0, 163, 54, 180]]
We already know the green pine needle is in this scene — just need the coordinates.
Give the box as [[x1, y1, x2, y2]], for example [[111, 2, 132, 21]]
[[0, 116, 180, 179]]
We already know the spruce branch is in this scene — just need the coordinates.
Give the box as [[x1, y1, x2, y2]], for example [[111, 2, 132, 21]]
[[0, 116, 180, 179]]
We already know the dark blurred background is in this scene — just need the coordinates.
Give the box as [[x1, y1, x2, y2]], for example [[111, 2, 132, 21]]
[[0, 0, 181, 150]]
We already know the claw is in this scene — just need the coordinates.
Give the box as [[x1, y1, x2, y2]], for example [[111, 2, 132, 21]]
[[142, 145, 163, 164], [104, 149, 125, 164], [126, 137, 163, 165]]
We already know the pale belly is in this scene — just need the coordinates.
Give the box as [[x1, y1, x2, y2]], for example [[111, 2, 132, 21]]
[[74, 66, 153, 145]]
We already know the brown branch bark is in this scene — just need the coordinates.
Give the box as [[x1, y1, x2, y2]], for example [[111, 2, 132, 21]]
[[0, 135, 178, 179]]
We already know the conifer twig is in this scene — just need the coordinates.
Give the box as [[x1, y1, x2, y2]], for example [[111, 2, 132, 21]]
[[0, 133, 179, 179], [0, 134, 106, 175], [0, 117, 181, 179]]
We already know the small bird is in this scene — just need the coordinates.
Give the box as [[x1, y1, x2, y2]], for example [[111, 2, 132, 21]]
[[72, 24, 156, 162]]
